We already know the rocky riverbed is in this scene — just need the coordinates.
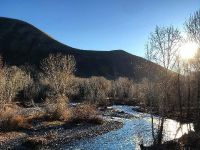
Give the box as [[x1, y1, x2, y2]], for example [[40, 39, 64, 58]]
[[0, 106, 124, 149]]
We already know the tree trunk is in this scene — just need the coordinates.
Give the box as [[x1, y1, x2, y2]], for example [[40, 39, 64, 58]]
[[187, 75, 191, 118], [197, 72, 200, 118], [177, 73, 182, 119], [157, 117, 165, 145], [151, 114, 156, 144]]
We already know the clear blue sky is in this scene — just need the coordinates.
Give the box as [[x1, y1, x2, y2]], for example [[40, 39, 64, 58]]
[[0, 0, 199, 57]]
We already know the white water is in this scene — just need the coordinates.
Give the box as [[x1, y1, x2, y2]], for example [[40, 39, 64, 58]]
[[63, 105, 193, 150]]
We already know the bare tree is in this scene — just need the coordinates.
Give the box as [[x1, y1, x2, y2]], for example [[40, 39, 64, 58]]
[[185, 9, 200, 118], [175, 54, 183, 119], [185, 9, 200, 45], [40, 53, 77, 100], [83, 77, 111, 105], [146, 25, 182, 145], [112, 77, 135, 100], [182, 61, 192, 118], [0, 65, 32, 105]]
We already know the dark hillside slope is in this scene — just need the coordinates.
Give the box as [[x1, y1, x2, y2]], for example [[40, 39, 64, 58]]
[[0, 17, 162, 80]]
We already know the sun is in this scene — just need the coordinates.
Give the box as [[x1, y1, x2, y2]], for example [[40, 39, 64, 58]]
[[179, 42, 199, 59]]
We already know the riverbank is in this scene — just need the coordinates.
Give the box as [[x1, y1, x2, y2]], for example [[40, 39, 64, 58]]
[[0, 120, 123, 149], [131, 104, 196, 124], [144, 131, 200, 150], [0, 104, 139, 149], [0, 104, 196, 149], [61, 105, 196, 149], [130, 105, 200, 149], [0, 104, 124, 149]]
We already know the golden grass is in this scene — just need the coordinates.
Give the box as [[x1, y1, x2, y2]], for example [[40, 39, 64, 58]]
[[0, 104, 32, 131], [72, 103, 103, 124], [42, 121, 65, 127], [44, 95, 72, 122]]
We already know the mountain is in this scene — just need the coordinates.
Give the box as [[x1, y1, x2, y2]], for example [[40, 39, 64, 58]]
[[0, 17, 161, 80]]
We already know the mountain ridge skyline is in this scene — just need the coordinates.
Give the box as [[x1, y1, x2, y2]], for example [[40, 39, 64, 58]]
[[1, 0, 199, 57], [0, 17, 164, 80]]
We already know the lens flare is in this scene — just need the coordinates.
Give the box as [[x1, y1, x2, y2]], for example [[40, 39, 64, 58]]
[[180, 42, 199, 59]]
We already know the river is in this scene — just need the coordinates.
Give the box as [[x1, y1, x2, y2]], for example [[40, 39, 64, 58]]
[[63, 105, 193, 150]]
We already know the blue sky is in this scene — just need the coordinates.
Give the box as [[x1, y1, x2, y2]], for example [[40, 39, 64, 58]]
[[0, 0, 199, 57]]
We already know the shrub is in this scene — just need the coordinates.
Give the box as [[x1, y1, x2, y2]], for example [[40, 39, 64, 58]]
[[111, 77, 135, 100], [72, 103, 102, 124], [78, 77, 111, 104], [0, 104, 31, 131], [44, 95, 72, 122], [20, 82, 50, 106], [25, 137, 48, 147], [0, 65, 32, 105]]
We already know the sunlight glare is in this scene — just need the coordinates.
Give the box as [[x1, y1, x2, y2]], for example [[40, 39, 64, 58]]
[[180, 42, 199, 59]]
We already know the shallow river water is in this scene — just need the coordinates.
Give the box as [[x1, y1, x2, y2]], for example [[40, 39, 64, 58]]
[[63, 105, 193, 150]]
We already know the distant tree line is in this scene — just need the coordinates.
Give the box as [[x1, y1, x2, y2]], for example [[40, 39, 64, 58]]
[[0, 53, 139, 107]]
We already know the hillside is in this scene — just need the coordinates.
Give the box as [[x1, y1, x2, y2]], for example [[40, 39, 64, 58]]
[[0, 17, 161, 80]]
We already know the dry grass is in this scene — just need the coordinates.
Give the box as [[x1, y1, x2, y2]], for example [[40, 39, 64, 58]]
[[0, 99, 102, 132], [0, 132, 27, 144], [44, 95, 72, 122], [44, 101, 103, 125], [0, 104, 33, 131], [72, 103, 103, 124], [25, 111, 46, 123], [42, 121, 65, 127], [26, 136, 48, 146], [24, 130, 58, 147]]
